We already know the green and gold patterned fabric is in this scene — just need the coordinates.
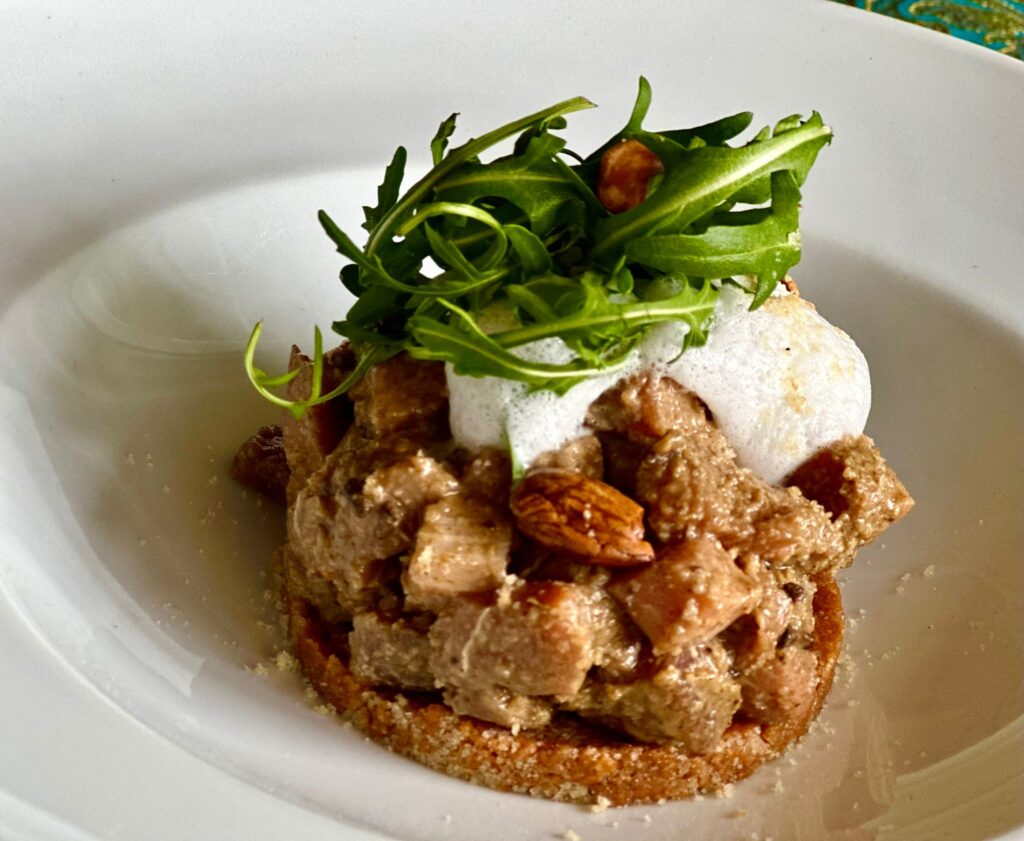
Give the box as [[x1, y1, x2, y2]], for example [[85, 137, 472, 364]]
[[832, 0, 1024, 58]]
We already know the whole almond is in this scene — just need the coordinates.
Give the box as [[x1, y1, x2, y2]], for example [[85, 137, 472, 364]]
[[596, 139, 664, 214], [510, 468, 655, 566]]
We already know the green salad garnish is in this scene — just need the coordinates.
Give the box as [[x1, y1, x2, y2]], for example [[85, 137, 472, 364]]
[[246, 78, 831, 417]]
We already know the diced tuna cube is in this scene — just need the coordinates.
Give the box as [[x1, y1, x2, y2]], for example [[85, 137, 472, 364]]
[[430, 581, 598, 703], [775, 574, 818, 647], [442, 685, 553, 730], [350, 353, 448, 440], [361, 454, 460, 515], [608, 538, 761, 655], [349, 612, 436, 691], [582, 584, 644, 678], [787, 434, 914, 551], [637, 430, 845, 574], [739, 647, 819, 726], [587, 371, 709, 443], [567, 640, 740, 752], [635, 429, 755, 547], [723, 585, 793, 671], [403, 494, 511, 612], [280, 545, 351, 625], [745, 491, 845, 571], [531, 434, 604, 478], [289, 489, 401, 615], [459, 447, 512, 506], [594, 432, 649, 495], [290, 443, 458, 615]]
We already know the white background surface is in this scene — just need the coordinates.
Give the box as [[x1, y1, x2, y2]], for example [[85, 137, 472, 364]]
[[1, 2, 1022, 839]]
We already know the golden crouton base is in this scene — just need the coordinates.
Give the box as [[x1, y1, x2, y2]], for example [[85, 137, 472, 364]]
[[286, 573, 843, 806]]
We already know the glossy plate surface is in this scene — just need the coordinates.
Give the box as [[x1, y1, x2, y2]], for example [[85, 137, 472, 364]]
[[1, 2, 1021, 839]]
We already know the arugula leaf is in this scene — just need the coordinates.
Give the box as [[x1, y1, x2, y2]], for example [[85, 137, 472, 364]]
[[573, 78, 751, 185], [361, 146, 407, 233], [397, 202, 510, 273], [573, 76, 654, 180], [409, 301, 633, 395], [505, 280, 560, 324], [430, 113, 458, 165], [504, 224, 553, 276], [339, 284, 401, 333], [365, 95, 596, 256], [625, 171, 802, 284], [610, 256, 634, 295], [320, 209, 400, 286], [725, 114, 826, 205], [339, 263, 362, 296], [488, 276, 718, 352], [323, 206, 500, 298], [246, 81, 830, 416], [435, 132, 587, 236], [660, 111, 754, 149], [591, 113, 831, 265]]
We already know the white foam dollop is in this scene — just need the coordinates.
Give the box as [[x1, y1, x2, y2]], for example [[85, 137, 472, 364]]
[[661, 285, 871, 483], [445, 284, 871, 484], [446, 337, 642, 471]]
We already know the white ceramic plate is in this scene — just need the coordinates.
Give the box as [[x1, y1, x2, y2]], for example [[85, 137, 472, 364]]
[[1, 2, 1021, 840]]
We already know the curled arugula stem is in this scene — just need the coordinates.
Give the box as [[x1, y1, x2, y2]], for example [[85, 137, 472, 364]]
[[246, 79, 830, 416], [245, 322, 387, 419]]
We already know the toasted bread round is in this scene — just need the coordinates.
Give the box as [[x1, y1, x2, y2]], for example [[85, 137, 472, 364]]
[[286, 572, 843, 806]]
